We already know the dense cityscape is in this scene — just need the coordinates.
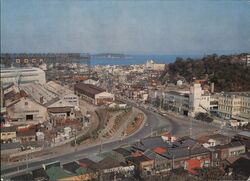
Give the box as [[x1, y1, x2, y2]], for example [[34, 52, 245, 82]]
[[1, 0, 250, 181]]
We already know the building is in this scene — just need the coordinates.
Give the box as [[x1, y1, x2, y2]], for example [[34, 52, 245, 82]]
[[17, 128, 37, 143], [247, 54, 250, 67], [1, 126, 17, 143], [83, 77, 99, 86], [128, 154, 154, 177], [0, 67, 46, 85], [214, 141, 246, 160], [45, 81, 79, 107], [145, 60, 165, 71], [189, 83, 211, 115], [74, 83, 115, 105], [163, 91, 189, 115], [5, 89, 48, 123], [218, 92, 250, 122]]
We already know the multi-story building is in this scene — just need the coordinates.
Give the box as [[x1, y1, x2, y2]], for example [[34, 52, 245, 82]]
[[189, 83, 211, 115], [163, 84, 212, 116], [218, 92, 250, 122], [0, 67, 46, 85], [163, 91, 189, 115]]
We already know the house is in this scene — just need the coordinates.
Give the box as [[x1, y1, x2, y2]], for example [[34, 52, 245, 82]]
[[45, 166, 73, 181], [230, 157, 250, 180], [10, 173, 34, 181], [74, 83, 115, 105], [32, 168, 49, 181], [197, 134, 231, 148], [215, 141, 246, 160], [128, 155, 154, 178], [83, 77, 99, 86], [17, 128, 36, 143], [62, 162, 81, 174], [235, 131, 250, 141], [1, 126, 17, 143], [48, 107, 75, 120], [112, 148, 131, 163], [144, 149, 171, 173]]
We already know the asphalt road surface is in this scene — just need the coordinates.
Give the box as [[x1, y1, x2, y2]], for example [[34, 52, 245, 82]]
[[1, 108, 176, 178], [1, 106, 236, 179]]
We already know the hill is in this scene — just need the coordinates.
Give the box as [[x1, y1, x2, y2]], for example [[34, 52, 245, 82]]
[[160, 53, 250, 92]]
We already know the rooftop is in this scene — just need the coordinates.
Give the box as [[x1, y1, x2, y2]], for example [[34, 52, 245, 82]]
[[1, 126, 16, 132], [237, 131, 250, 138], [45, 166, 73, 181], [74, 83, 105, 98], [62, 162, 80, 174], [32, 168, 49, 180], [113, 148, 131, 157]]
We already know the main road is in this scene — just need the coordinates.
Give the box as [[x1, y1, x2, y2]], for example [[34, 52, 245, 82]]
[[1, 107, 179, 178]]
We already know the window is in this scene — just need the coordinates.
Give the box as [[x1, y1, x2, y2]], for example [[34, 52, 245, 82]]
[[26, 115, 33, 120], [25, 102, 28, 106]]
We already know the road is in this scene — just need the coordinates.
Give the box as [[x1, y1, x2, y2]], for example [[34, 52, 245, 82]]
[[1, 108, 175, 178], [1, 105, 237, 179]]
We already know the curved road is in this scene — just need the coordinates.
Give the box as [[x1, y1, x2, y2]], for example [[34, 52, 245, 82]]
[[1, 108, 179, 178]]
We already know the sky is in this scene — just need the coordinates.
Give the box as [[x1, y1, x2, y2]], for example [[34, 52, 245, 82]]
[[1, 0, 250, 55]]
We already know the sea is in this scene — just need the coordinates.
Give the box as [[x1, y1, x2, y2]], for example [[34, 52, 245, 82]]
[[87, 54, 202, 66]]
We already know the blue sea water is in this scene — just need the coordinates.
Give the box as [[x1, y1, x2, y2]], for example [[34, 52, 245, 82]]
[[87, 54, 202, 66]]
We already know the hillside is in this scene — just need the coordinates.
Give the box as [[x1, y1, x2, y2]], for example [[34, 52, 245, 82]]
[[160, 53, 250, 92]]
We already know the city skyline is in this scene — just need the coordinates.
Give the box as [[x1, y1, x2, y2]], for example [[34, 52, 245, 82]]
[[1, 0, 250, 55]]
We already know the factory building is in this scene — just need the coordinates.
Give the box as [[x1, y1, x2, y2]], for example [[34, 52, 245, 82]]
[[74, 83, 115, 105], [0, 67, 46, 85]]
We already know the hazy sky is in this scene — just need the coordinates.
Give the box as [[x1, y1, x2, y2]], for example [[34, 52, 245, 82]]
[[1, 0, 250, 54]]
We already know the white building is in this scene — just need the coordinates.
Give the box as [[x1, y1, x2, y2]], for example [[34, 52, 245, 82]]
[[145, 60, 165, 71], [0, 67, 46, 85], [6, 91, 47, 123], [45, 81, 79, 107], [189, 83, 211, 115], [83, 77, 99, 86]]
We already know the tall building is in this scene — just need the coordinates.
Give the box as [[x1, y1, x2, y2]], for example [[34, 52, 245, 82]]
[[0, 67, 46, 85], [218, 92, 250, 122], [189, 83, 210, 115]]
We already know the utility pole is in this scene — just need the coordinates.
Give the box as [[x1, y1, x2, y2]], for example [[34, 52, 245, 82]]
[[189, 119, 193, 138], [26, 154, 28, 172], [99, 138, 103, 153]]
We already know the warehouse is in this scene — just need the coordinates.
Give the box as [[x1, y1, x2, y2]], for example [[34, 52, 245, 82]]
[[0, 67, 46, 85], [74, 83, 114, 105]]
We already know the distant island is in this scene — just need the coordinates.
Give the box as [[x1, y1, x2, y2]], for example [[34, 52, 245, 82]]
[[91, 53, 130, 59]]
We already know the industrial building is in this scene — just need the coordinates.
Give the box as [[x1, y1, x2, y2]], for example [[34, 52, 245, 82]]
[[45, 81, 79, 107], [74, 83, 115, 105], [0, 67, 46, 85]]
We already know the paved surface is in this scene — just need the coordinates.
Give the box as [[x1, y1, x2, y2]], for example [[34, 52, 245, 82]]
[[1, 108, 170, 178], [1, 105, 237, 179]]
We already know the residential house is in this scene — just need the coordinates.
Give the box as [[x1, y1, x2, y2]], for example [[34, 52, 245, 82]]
[[32, 168, 49, 181], [112, 148, 131, 163], [127, 154, 154, 178], [17, 128, 36, 143], [1, 126, 17, 143]]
